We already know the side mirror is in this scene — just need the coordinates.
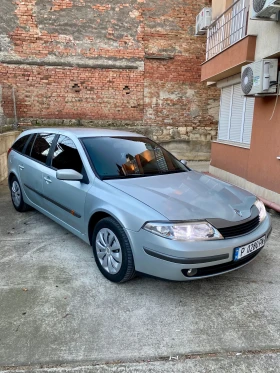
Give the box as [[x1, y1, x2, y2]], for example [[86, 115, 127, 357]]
[[56, 169, 83, 181], [180, 159, 188, 166]]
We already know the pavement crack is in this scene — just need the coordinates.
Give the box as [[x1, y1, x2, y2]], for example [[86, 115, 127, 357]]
[[1, 348, 280, 371]]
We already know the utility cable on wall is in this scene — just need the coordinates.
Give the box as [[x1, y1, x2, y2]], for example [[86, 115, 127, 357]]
[[269, 73, 280, 121]]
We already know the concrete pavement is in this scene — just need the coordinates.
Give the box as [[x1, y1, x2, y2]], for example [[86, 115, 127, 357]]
[[0, 179, 280, 372], [1, 352, 280, 373]]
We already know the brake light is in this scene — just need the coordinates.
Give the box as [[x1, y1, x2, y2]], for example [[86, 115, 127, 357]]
[[7, 148, 12, 157]]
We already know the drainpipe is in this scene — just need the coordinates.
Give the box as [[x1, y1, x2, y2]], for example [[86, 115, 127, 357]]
[[259, 197, 280, 214], [12, 86, 18, 128]]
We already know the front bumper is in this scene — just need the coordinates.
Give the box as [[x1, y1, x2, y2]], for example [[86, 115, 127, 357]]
[[126, 215, 272, 281]]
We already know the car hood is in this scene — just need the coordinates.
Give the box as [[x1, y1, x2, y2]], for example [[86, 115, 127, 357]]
[[105, 171, 257, 222]]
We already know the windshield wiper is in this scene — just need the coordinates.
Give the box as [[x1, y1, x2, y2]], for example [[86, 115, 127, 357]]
[[102, 170, 187, 180], [102, 174, 154, 180], [160, 169, 187, 175]]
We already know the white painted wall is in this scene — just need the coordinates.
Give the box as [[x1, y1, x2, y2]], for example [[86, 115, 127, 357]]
[[248, 1, 280, 60]]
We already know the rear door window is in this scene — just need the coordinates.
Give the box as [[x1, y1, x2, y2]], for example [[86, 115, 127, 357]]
[[52, 135, 83, 173], [25, 134, 36, 156], [30, 133, 56, 164], [12, 135, 30, 154]]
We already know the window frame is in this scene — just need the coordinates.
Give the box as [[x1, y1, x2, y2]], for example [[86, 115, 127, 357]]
[[50, 134, 89, 184], [13, 132, 89, 183], [79, 138, 101, 180], [12, 134, 31, 155], [217, 82, 255, 147], [80, 136, 190, 180], [28, 133, 57, 166], [23, 133, 36, 156]]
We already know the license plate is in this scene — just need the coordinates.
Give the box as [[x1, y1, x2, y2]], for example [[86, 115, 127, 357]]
[[234, 236, 266, 261]]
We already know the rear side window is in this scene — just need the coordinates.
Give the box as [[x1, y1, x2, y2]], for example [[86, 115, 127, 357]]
[[30, 133, 55, 164], [25, 134, 36, 156], [12, 135, 30, 154], [52, 135, 83, 173]]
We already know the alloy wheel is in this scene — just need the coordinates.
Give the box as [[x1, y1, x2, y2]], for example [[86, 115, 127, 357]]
[[95, 228, 123, 274], [11, 180, 21, 207]]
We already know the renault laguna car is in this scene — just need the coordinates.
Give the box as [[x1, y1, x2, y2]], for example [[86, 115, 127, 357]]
[[8, 128, 272, 282]]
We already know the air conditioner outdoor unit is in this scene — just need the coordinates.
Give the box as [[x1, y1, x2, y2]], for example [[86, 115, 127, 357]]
[[195, 8, 212, 35], [241, 59, 278, 95], [252, 0, 280, 19]]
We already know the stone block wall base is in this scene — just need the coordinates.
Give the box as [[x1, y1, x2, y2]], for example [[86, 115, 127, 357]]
[[161, 140, 211, 161], [0, 152, 9, 182], [0, 131, 21, 182]]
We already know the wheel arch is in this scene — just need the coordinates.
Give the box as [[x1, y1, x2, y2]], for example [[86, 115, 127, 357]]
[[88, 211, 125, 245], [8, 172, 17, 189]]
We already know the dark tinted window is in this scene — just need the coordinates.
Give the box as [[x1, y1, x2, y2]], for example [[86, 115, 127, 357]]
[[82, 137, 188, 179], [30, 133, 55, 164], [52, 135, 83, 173], [25, 134, 36, 156], [12, 135, 30, 153]]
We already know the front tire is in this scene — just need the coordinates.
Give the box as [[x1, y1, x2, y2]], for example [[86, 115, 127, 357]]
[[10, 176, 30, 212], [92, 217, 135, 283]]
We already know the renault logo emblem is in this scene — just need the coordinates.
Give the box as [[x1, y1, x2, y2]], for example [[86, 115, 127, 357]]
[[234, 209, 243, 217]]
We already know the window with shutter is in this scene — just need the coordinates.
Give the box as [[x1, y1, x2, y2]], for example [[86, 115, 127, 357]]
[[229, 84, 244, 142], [218, 86, 232, 141], [218, 83, 255, 146], [242, 97, 255, 144]]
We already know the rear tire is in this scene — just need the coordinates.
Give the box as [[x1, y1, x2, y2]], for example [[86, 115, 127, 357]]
[[10, 175, 30, 212], [92, 217, 136, 283]]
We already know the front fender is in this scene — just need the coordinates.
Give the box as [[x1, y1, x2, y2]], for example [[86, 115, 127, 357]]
[[84, 179, 167, 232]]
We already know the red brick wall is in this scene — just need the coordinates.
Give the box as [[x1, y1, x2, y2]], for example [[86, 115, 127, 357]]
[[143, 0, 219, 129], [0, 0, 219, 143], [8, 0, 144, 60], [144, 56, 219, 128], [0, 65, 144, 121]]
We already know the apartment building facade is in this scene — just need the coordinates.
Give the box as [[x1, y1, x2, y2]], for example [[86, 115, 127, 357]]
[[199, 0, 280, 205]]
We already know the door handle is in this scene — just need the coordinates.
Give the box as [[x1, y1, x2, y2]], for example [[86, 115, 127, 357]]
[[19, 165, 24, 170], [44, 176, 52, 184]]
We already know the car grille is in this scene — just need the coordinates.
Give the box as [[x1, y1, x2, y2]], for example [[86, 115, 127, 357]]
[[182, 248, 262, 278], [218, 215, 260, 239]]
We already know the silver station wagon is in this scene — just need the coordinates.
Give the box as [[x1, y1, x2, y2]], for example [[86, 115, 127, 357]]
[[8, 128, 272, 282]]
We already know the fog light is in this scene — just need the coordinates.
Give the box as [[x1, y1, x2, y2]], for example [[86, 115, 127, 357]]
[[186, 268, 197, 277]]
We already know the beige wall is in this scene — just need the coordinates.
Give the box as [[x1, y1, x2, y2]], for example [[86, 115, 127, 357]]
[[212, 0, 233, 20], [0, 131, 20, 182], [248, 3, 280, 60]]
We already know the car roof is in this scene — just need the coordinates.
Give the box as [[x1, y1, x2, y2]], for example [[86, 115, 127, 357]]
[[20, 127, 144, 138]]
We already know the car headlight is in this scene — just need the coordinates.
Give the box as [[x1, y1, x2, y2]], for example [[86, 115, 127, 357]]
[[254, 199, 267, 222], [143, 222, 224, 241]]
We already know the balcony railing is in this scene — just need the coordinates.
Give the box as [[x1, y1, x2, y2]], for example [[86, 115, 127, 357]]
[[206, 0, 249, 61]]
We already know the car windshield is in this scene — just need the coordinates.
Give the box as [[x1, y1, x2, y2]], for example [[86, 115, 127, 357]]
[[82, 136, 188, 179]]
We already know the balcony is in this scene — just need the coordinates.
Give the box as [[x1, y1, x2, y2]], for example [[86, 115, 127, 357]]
[[201, 0, 257, 82], [206, 0, 248, 60]]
